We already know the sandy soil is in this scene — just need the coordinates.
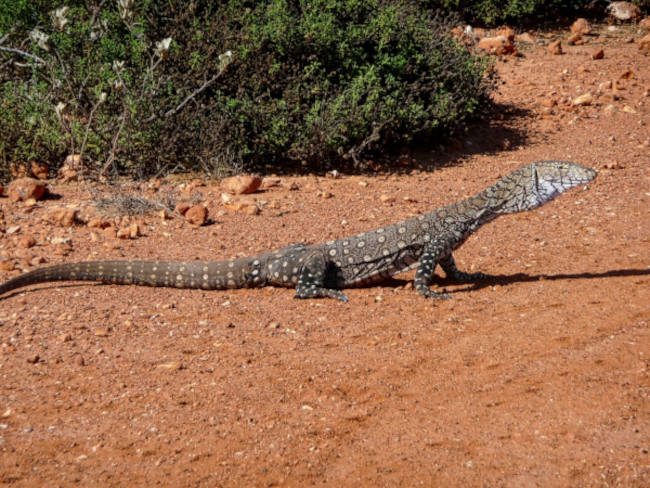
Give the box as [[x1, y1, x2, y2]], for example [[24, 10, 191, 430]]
[[0, 23, 648, 487]]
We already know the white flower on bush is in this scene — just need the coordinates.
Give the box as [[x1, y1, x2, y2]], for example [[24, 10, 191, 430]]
[[52, 6, 69, 31], [154, 37, 173, 59], [29, 29, 50, 51], [98, 92, 107, 104], [111, 79, 125, 91], [118, 0, 134, 20], [54, 102, 67, 119], [91, 18, 109, 41], [218, 50, 233, 72], [112, 60, 125, 72]]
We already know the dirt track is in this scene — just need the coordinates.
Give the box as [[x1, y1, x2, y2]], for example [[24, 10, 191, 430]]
[[1, 24, 649, 486]]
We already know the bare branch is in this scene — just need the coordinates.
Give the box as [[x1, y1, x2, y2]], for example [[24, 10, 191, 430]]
[[162, 72, 221, 120], [101, 106, 128, 177], [0, 45, 46, 64], [79, 94, 105, 161]]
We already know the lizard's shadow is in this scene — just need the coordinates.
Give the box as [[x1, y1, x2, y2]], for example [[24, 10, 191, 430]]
[[437, 268, 650, 294], [374, 268, 650, 294]]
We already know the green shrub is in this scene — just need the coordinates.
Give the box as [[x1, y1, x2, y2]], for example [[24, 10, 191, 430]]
[[423, 1, 648, 26], [0, 1, 493, 177]]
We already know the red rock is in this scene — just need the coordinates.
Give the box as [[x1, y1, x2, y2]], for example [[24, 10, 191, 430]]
[[57, 165, 79, 182], [116, 227, 131, 239], [30, 161, 49, 180], [640, 17, 650, 31], [9, 163, 29, 178], [116, 223, 140, 239], [477, 35, 516, 55], [567, 34, 582, 45], [591, 49, 604, 60], [573, 93, 593, 106], [19, 236, 36, 248], [260, 177, 281, 190], [7, 178, 47, 202], [128, 223, 140, 238], [188, 178, 205, 189], [280, 181, 300, 191], [540, 106, 553, 117], [221, 175, 262, 195], [64, 154, 83, 168], [42, 208, 77, 227], [221, 194, 260, 215], [541, 98, 557, 108], [87, 217, 111, 229], [598, 80, 613, 91], [515, 32, 537, 43], [30, 256, 46, 266], [174, 202, 191, 215], [548, 40, 563, 55], [571, 18, 591, 35], [102, 227, 117, 240], [57, 154, 83, 182], [495, 26, 515, 42], [185, 204, 208, 225], [639, 34, 650, 55]]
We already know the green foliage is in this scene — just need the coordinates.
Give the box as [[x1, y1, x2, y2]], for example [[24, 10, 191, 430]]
[[423, 0, 649, 26], [0, 0, 493, 177], [0, 81, 64, 166]]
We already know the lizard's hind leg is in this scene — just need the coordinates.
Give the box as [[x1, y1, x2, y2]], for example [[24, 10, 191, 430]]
[[295, 253, 348, 302]]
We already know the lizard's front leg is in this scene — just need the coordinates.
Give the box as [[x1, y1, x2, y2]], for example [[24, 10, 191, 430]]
[[295, 252, 348, 302], [414, 243, 450, 300], [439, 254, 490, 282]]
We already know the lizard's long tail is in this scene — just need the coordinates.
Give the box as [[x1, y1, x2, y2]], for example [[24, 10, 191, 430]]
[[0, 259, 258, 297]]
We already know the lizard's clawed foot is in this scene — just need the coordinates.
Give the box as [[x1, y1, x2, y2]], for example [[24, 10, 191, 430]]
[[295, 287, 348, 302], [415, 286, 451, 300]]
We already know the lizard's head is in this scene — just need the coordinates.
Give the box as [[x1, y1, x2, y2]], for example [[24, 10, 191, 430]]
[[532, 160, 597, 202], [489, 160, 597, 214]]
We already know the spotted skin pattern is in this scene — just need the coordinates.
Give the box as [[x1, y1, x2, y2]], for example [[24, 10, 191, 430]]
[[0, 161, 596, 302]]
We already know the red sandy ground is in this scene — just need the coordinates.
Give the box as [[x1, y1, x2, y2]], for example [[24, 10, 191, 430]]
[[0, 24, 648, 487]]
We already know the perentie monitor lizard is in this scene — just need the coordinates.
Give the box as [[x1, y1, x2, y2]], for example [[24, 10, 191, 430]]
[[0, 160, 597, 302]]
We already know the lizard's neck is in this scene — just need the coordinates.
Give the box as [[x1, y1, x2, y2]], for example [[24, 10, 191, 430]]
[[445, 179, 543, 236], [475, 177, 547, 216]]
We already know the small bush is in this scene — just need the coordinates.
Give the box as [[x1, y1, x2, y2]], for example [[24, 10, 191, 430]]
[[0, 1, 493, 177]]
